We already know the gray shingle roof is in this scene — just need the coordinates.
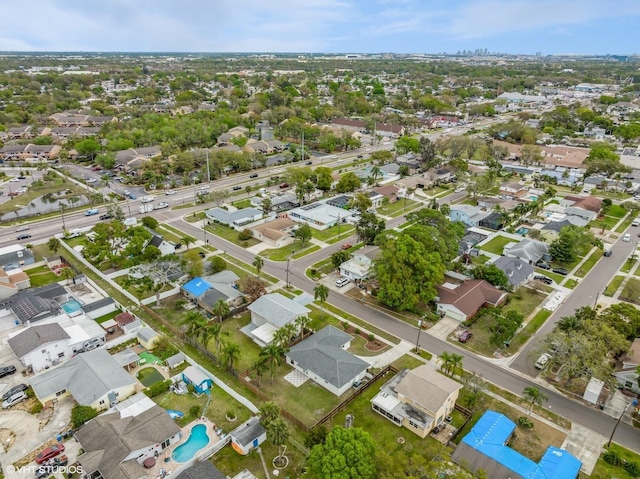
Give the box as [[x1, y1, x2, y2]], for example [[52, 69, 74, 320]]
[[286, 325, 369, 390], [30, 349, 136, 405], [81, 297, 115, 314], [174, 461, 226, 479], [491, 256, 534, 287], [247, 293, 310, 328], [230, 416, 265, 448], [8, 323, 70, 358]]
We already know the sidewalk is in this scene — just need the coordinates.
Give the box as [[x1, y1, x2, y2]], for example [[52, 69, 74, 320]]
[[355, 340, 414, 368]]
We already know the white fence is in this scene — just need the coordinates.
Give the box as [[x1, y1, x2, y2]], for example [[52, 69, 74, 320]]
[[140, 287, 180, 306]]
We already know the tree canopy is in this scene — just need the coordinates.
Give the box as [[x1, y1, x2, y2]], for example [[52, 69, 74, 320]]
[[308, 427, 377, 479]]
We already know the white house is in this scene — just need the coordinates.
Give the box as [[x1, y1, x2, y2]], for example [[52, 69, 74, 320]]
[[205, 207, 262, 230], [614, 338, 640, 394], [339, 246, 380, 281], [286, 325, 369, 396], [288, 200, 356, 230], [244, 293, 310, 347]]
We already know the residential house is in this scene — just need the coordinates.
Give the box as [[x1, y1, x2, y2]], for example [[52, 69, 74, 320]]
[[288, 201, 356, 230], [228, 125, 249, 137], [499, 182, 527, 200], [452, 410, 581, 479], [561, 195, 602, 221], [339, 246, 380, 281], [373, 185, 399, 203], [264, 139, 286, 152], [0, 144, 61, 161], [330, 118, 404, 137], [368, 190, 385, 209], [394, 176, 426, 191], [115, 146, 162, 170], [49, 112, 117, 127], [614, 338, 640, 393], [30, 349, 136, 408], [286, 325, 369, 396], [76, 404, 182, 479], [114, 311, 141, 334], [182, 365, 213, 394], [181, 277, 212, 301], [250, 194, 299, 213], [244, 293, 310, 347], [243, 140, 271, 155], [148, 233, 176, 256], [371, 365, 462, 437], [199, 270, 244, 313], [230, 416, 267, 455], [165, 352, 186, 370], [477, 212, 504, 231], [174, 460, 227, 479], [490, 256, 534, 290], [449, 205, 489, 227], [540, 217, 589, 241], [8, 323, 71, 372], [251, 218, 297, 248], [436, 279, 507, 322], [205, 207, 263, 230], [0, 266, 30, 300], [503, 239, 549, 265], [0, 283, 67, 324], [428, 167, 455, 185]]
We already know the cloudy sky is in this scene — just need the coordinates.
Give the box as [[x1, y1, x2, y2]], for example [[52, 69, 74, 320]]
[[1, 0, 638, 54]]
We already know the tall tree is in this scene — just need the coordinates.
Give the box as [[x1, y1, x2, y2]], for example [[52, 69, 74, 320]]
[[308, 427, 377, 479], [212, 298, 230, 323], [252, 255, 264, 277], [294, 223, 312, 247], [259, 344, 287, 384], [314, 284, 329, 311], [522, 386, 548, 416], [181, 235, 196, 250], [47, 237, 61, 254], [221, 341, 240, 372]]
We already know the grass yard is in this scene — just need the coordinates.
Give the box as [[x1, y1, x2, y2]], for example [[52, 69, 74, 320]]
[[634, 264, 640, 277], [219, 253, 278, 283], [479, 235, 517, 255], [535, 268, 565, 284], [231, 198, 252, 209], [575, 249, 603, 277], [306, 258, 335, 279], [219, 313, 263, 372], [26, 265, 60, 287], [607, 204, 628, 218], [622, 258, 638, 274], [615, 216, 636, 233], [604, 275, 626, 297], [472, 254, 492, 265], [509, 310, 551, 351], [347, 334, 390, 356], [94, 310, 121, 324], [312, 223, 354, 242], [206, 223, 261, 248], [619, 278, 640, 305], [587, 444, 640, 479], [183, 211, 206, 223], [377, 198, 418, 217], [113, 275, 174, 300], [564, 278, 578, 289], [260, 240, 318, 261], [591, 215, 621, 232], [155, 225, 182, 244], [390, 354, 426, 371]]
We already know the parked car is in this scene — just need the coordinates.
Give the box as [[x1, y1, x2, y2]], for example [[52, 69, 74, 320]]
[[17, 176, 26, 180], [9, 177, 20, 182], [199, 185, 210, 191], [198, 251, 206, 258], [458, 331, 472, 343], [535, 260, 551, 270], [249, 173, 259, 178], [305, 160, 313, 165], [83, 338, 105, 351], [2, 391, 27, 409], [35, 444, 65, 465], [633, 219, 640, 227], [335, 277, 350, 287], [2, 383, 28, 401], [535, 353, 552, 370], [174, 243, 182, 250], [623, 233, 632, 242], [534, 275, 553, 285], [604, 248, 612, 257], [17, 234, 32, 240], [341, 243, 352, 250], [91, 166, 102, 171], [552, 268, 569, 276]]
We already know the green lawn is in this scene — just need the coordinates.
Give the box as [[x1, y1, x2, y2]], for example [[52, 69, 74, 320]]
[[260, 240, 317, 261], [155, 225, 182, 244], [479, 235, 518, 255], [219, 253, 278, 284], [183, 211, 206, 223], [206, 223, 261, 248], [231, 198, 252, 209], [564, 278, 578, 289], [27, 265, 60, 287], [615, 216, 636, 233], [509, 309, 552, 351], [534, 268, 565, 284], [472, 254, 491, 265], [622, 258, 638, 274], [219, 313, 262, 372], [619, 278, 640, 305], [604, 275, 626, 297], [312, 223, 355, 242], [390, 354, 426, 371], [591, 215, 621, 231], [634, 264, 640, 277], [94, 310, 121, 324], [0, 175, 88, 216], [306, 257, 335, 279], [575, 249, 603, 277], [377, 198, 418, 217], [588, 444, 640, 479], [608, 204, 628, 218]]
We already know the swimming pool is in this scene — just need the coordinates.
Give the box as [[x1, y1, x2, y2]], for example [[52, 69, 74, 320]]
[[61, 298, 82, 314], [137, 367, 165, 387], [516, 227, 530, 236], [172, 424, 210, 463]]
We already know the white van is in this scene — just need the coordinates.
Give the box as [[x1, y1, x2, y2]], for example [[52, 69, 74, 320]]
[[632, 218, 640, 227], [336, 277, 350, 288], [141, 195, 154, 203], [535, 353, 551, 370]]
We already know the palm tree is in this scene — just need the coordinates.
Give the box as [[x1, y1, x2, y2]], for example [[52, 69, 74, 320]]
[[212, 298, 230, 323], [221, 341, 241, 372], [258, 401, 281, 428], [273, 323, 296, 348], [294, 315, 312, 340], [369, 166, 382, 185], [209, 323, 229, 356], [260, 344, 287, 384], [47, 237, 61, 254], [313, 284, 329, 311], [253, 256, 264, 277], [61, 267, 75, 285], [181, 235, 196, 250], [182, 311, 205, 340], [253, 358, 269, 387], [522, 386, 548, 416], [450, 353, 464, 378], [437, 351, 453, 375], [268, 417, 289, 457]]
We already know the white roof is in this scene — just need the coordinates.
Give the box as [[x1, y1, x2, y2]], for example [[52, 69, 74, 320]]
[[0, 244, 26, 255], [372, 391, 401, 411], [183, 365, 210, 385], [65, 324, 91, 344], [106, 392, 155, 418], [251, 323, 277, 345]]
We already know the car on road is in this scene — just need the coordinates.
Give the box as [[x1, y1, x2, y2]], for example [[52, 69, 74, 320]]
[[86, 178, 97, 184], [249, 173, 259, 178], [336, 277, 350, 288], [633, 219, 640, 227], [35, 444, 65, 465], [1, 383, 28, 401], [458, 330, 472, 343], [17, 176, 26, 180], [623, 233, 632, 242], [2, 391, 27, 409], [15, 225, 29, 232], [17, 234, 32, 240], [0, 365, 16, 378], [232, 185, 242, 191], [165, 189, 176, 195], [279, 183, 289, 188], [604, 248, 612, 257], [341, 243, 352, 250], [454, 187, 465, 193], [357, 155, 363, 158], [534, 275, 553, 285], [91, 166, 102, 171], [199, 185, 210, 191], [9, 177, 19, 182], [535, 353, 552, 370], [16, 187, 27, 193], [155, 202, 169, 209], [305, 160, 313, 165], [99, 214, 113, 220], [552, 268, 569, 276], [85, 209, 99, 216]]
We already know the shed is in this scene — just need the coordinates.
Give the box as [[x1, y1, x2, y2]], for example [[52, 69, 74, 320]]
[[230, 416, 266, 455], [583, 377, 604, 405], [137, 327, 159, 350], [182, 365, 212, 394], [166, 352, 186, 369]]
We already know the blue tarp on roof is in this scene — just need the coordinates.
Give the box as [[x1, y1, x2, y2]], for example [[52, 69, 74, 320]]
[[461, 411, 581, 479], [182, 277, 211, 297]]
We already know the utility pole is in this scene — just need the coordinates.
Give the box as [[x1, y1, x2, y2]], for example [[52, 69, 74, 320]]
[[205, 149, 211, 183], [415, 319, 423, 353], [608, 398, 638, 447]]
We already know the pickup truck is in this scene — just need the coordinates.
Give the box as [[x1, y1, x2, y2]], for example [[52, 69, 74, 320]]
[[85, 209, 99, 216]]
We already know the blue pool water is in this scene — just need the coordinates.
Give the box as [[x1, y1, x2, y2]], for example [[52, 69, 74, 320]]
[[527, 195, 539, 201], [516, 227, 530, 236], [172, 424, 210, 463], [61, 298, 82, 314]]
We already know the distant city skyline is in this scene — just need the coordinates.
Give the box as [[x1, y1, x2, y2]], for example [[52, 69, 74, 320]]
[[1, 0, 639, 55]]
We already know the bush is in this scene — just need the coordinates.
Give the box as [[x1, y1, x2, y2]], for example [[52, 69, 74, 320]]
[[175, 299, 187, 309], [603, 449, 622, 466], [72, 405, 98, 429], [368, 334, 375, 342], [210, 256, 227, 274], [342, 321, 349, 330], [238, 229, 253, 241], [30, 401, 44, 415], [143, 380, 172, 398], [516, 417, 534, 429], [625, 461, 640, 477], [189, 405, 201, 418], [226, 410, 236, 420], [141, 216, 159, 230]]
